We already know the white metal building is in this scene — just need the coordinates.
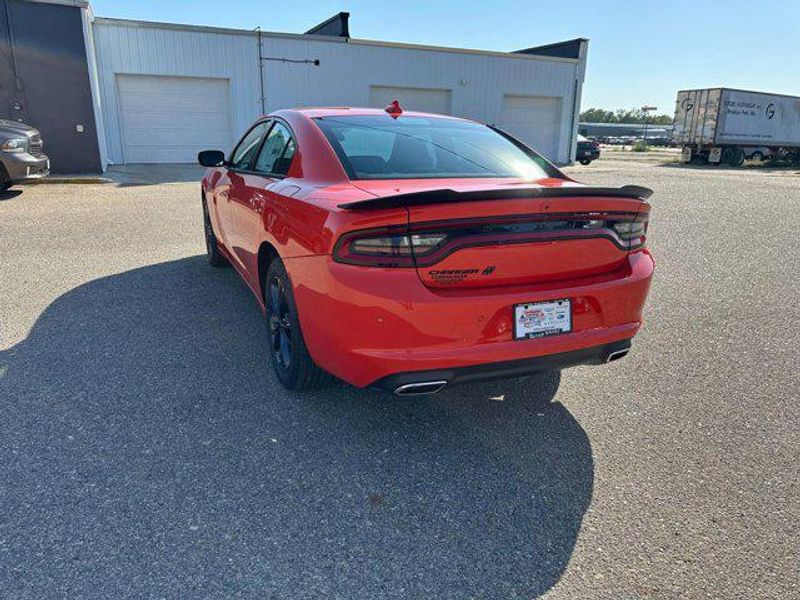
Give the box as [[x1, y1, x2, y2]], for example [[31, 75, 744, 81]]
[[89, 14, 588, 166]]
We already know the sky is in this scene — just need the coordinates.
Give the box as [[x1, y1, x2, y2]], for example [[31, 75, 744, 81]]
[[91, 0, 800, 116]]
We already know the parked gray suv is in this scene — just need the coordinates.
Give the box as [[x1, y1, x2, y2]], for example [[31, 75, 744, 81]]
[[0, 120, 49, 191]]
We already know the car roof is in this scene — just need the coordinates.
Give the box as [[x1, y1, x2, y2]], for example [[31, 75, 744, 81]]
[[285, 106, 473, 122]]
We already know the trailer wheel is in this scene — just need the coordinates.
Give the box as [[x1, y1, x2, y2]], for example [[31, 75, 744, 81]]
[[727, 148, 745, 167]]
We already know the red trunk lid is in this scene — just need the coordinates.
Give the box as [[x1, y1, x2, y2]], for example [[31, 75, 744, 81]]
[[353, 178, 647, 290]]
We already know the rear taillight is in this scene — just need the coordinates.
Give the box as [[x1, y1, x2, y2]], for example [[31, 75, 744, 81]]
[[333, 212, 649, 267], [350, 234, 412, 256], [611, 213, 648, 250], [333, 230, 451, 267], [333, 230, 416, 267], [411, 233, 448, 252]]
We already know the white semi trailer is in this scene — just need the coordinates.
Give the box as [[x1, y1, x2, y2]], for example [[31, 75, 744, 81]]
[[673, 88, 800, 166]]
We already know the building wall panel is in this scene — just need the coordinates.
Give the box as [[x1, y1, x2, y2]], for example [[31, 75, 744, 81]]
[[93, 19, 583, 164], [0, 0, 101, 173]]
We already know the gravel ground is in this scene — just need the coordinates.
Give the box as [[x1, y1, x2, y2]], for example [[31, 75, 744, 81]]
[[0, 158, 798, 599]]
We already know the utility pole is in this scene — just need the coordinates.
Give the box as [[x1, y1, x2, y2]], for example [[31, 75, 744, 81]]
[[641, 105, 657, 144], [255, 27, 265, 114], [254, 26, 320, 116]]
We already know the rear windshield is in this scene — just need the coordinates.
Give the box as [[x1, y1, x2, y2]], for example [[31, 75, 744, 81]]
[[314, 115, 562, 180]]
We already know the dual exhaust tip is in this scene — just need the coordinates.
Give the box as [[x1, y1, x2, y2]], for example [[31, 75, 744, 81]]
[[605, 348, 629, 363], [392, 348, 630, 396], [393, 380, 448, 396]]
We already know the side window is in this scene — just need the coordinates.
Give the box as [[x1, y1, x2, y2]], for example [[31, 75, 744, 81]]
[[254, 122, 296, 176], [230, 122, 270, 170]]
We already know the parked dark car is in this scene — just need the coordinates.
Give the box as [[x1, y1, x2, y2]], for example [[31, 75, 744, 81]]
[[643, 135, 671, 147], [576, 134, 600, 165], [0, 120, 49, 191]]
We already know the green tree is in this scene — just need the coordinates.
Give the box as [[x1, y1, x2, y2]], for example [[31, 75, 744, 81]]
[[579, 108, 617, 123], [580, 107, 673, 124], [650, 114, 673, 125]]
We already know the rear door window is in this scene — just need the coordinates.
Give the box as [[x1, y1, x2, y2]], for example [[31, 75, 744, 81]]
[[230, 122, 270, 170], [254, 122, 296, 176]]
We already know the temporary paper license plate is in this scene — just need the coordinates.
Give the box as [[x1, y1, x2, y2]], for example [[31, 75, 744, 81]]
[[514, 299, 572, 339]]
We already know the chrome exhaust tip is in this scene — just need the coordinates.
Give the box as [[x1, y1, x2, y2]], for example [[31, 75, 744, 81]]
[[605, 349, 629, 363], [393, 380, 448, 396]]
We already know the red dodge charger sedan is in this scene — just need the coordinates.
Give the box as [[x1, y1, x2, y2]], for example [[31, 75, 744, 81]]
[[199, 104, 654, 395]]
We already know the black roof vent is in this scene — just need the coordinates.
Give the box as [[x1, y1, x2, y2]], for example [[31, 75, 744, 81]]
[[305, 12, 350, 38], [514, 38, 587, 60]]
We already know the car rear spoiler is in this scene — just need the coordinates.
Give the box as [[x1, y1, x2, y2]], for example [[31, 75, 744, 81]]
[[338, 185, 654, 210]]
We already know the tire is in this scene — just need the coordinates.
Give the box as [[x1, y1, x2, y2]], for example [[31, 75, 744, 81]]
[[265, 259, 330, 391], [0, 164, 11, 192], [726, 147, 745, 167], [202, 192, 229, 267], [750, 151, 764, 162], [579, 158, 592, 165]]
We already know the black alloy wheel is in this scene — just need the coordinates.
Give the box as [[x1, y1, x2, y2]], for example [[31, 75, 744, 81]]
[[202, 193, 228, 267], [268, 275, 293, 371], [263, 259, 330, 391]]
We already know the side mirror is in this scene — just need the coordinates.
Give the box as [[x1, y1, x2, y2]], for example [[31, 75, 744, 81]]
[[198, 150, 226, 167]]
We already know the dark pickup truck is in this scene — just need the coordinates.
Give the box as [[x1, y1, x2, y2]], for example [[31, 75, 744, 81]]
[[576, 134, 600, 165], [0, 120, 49, 191]]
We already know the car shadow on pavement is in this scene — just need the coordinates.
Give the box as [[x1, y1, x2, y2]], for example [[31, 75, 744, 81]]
[[0, 256, 593, 599], [0, 189, 23, 201]]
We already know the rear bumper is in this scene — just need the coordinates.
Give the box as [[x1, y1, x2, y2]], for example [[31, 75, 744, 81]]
[[287, 250, 654, 388], [372, 338, 632, 394], [1, 153, 50, 182]]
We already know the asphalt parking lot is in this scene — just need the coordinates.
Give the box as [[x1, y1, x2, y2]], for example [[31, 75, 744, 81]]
[[1, 157, 798, 599]]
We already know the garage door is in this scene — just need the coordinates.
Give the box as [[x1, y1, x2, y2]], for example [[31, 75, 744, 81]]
[[369, 85, 452, 115], [117, 75, 233, 163], [499, 95, 561, 161]]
